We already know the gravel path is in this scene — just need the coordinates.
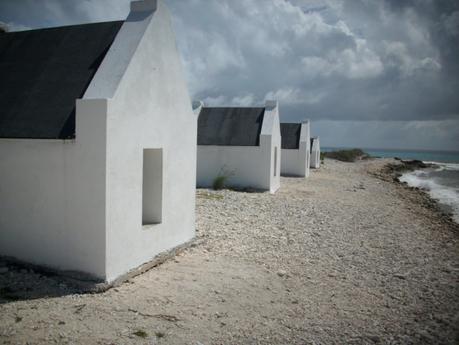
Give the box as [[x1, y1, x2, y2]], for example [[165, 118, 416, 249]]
[[1, 159, 458, 344]]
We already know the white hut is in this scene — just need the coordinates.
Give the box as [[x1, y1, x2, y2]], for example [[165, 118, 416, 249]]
[[280, 121, 310, 177], [310, 136, 321, 168], [196, 101, 281, 193], [0, 0, 197, 283]]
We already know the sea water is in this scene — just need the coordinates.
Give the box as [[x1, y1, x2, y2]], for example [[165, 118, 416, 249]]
[[399, 163, 459, 223], [322, 147, 459, 163], [323, 147, 459, 223]]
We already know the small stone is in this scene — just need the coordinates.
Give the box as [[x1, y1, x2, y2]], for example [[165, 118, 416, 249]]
[[393, 274, 406, 280], [368, 335, 381, 343], [277, 270, 287, 277]]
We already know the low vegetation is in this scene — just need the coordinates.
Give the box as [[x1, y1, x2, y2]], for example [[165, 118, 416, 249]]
[[212, 166, 234, 190], [133, 330, 148, 338], [320, 152, 325, 164], [0, 23, 8, 33], [323, 148, 370, 162], [212, 175, 228, 190]]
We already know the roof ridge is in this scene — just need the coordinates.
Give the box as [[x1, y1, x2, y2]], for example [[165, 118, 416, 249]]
[[3, 20, 125, 34]]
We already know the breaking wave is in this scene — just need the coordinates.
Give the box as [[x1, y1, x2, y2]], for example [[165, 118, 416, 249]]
[[400, 162, 459, 223]]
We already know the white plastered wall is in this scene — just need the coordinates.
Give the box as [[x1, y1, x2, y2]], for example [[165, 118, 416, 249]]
[[85, 0, 196, 282], [0, 100, 108, 279], [196, 101, 281, 193], [262, 101, 281, 193], [281, 121, 310, 177], [310, 137, 321, 169], [0, 0, 196, 282]]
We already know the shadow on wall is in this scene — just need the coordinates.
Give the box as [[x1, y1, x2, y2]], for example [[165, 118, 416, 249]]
[[280, 173, 305, 178]]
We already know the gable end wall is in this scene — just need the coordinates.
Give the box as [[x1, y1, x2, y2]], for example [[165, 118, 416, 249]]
[[101, 0, 196, 281]]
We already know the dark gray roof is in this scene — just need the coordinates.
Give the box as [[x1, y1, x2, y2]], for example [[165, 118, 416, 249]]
[[197, 107, 265, 146], [280, 123, 301, 149], [0, 21, 123, 139]]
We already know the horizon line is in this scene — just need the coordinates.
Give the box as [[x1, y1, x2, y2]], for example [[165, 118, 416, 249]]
[[322, 146, 459, 154]]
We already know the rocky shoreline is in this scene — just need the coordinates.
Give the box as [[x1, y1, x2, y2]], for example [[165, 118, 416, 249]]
[[1, 158, 458, 344], [370, 158, 459, 229]]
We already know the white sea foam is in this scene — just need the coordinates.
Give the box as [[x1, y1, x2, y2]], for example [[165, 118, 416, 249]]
[[400, 163, 459, 223], [424, 161, 459, 171]]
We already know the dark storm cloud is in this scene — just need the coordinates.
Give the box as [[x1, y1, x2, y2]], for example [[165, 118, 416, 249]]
[[167, 0, 459, 123], [0, 0, 129, 30], [1, 0, 458, 149], [331, 0, 459, 120]]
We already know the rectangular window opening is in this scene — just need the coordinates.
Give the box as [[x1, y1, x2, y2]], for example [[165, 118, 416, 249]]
[[142, 148, 163, 225], [274, 147, 278, 177]]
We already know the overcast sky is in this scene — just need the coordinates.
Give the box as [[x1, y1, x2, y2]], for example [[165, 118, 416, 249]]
[[1, 0, 458, 150]]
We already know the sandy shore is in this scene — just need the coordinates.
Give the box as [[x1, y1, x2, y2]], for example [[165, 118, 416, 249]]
[[1, 159, 458, 344]]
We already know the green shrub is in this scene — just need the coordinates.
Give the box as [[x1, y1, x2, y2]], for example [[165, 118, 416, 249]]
[[212, 166, 234, 190], [323, 149, 369, 162], [133, 330, 148, 338], [320, 152, 325, 164], [212, 175, 228, 190]]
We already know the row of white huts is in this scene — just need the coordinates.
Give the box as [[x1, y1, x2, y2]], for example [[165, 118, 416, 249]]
[[0, 0, 321, 283], [194, 101, 321, 193]]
